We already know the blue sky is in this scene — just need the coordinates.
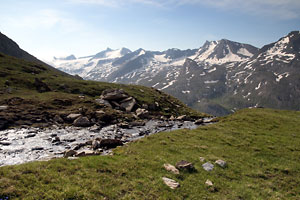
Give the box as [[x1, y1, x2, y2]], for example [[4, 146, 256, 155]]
[[0, 0, 299, 60]]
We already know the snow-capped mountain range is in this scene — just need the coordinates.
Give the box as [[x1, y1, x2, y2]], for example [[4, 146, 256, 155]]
[[51, 31, 300, 115]]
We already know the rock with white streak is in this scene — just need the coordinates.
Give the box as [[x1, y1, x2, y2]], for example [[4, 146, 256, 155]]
[[162, 177, 180, 189]]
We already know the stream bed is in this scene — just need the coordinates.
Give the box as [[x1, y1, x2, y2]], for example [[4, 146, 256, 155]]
[[0, 119, 214, 167]]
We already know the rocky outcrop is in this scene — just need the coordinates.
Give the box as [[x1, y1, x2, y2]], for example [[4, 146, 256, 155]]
[[97, 89, 137, 112]]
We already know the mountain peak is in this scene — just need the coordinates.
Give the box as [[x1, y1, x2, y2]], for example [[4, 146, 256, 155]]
[[194, 39, 258, 65]]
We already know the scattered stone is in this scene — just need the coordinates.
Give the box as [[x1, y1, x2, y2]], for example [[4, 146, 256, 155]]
[[32, 147, 44, 151], [0, 105, 8, 111], [202, 162, 214, 171], [215, 159, 227, 168], [162, 177, 180, 189], [76, 150, 99, 157], [101, 89, 128, 101], [25, 133, 36, 138], [67, 157, 79, 160], [0, 141, 11, 146], [130, 120, 146, 127], [118, 122, 130, 129], [120, 97, 137, 112], [64, 149, 77, 157], [177, 115, 187, 121], [66, 113, 82, 121], [95, 110, 106, 114], [73, 116, 91, 127], [92, 140, 101, 150], [195, 119, 204, 125], [169, 115, 175, 120], [95, 99, 112, 108], [175, 160, 195, 172], [54, 115, 64, 124], [89, 125, 101, 132], [73, 143, 86, 150], [99, 139, 123, 149], [163, 163, 180, 174], [50, 133, 57, 137], [51, 136, 60, 143], [205, 179, 213, 186], [136, 108, 149, 119], [199, 157, 205, 162]]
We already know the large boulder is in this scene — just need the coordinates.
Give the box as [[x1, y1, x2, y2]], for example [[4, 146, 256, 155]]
[[101, 89, 128, 101], [73, 116, 91, 127], [120, 97, 136, 112]]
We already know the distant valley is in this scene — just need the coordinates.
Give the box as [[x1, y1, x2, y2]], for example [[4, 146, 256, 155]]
[[51, 31, 300, 115]]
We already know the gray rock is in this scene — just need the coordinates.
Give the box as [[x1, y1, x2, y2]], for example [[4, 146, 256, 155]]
[[136, 108, 149, 119], [95, 99, 112, 108], [215, 159, 227, 168], [163, 163, 179, 174], [76, 150, 99, 157], [73, 116, 91, 127], [0, 141, 11, 146], [120, 97, 136, 112], [101, 89, 128, 100], [25, 133, 36, 138], [202, 162, 214, 171], [92, 140, 101, 150], [195, 119, 204, 125], [0, 105, 8, 111], [54, 115, 64, 124], [64, 149, 77, 157], [51, 136, 60, 143], [32, 147, 44, 151], [175, 160, 195, 172], [162, 177, 180, 189], [66, 113, 82, 121]]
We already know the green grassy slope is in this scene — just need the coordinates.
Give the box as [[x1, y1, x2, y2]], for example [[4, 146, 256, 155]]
[[0, 53, 206, 128], [1, 108, 299, 199]]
